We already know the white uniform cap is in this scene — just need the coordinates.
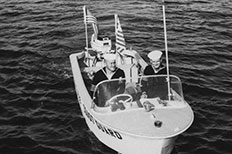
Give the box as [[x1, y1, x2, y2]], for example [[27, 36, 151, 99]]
[[148, 50, 163, 61], [103, 53, 117, 61]]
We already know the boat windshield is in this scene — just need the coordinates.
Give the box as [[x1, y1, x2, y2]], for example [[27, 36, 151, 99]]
[[93, 75, 184, 107]]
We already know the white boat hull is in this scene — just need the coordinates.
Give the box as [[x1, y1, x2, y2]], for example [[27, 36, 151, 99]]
[[70, 52, 193, 154]]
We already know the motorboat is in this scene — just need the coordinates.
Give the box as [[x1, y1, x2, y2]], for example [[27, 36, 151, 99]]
[[69, 4, 194, 154]]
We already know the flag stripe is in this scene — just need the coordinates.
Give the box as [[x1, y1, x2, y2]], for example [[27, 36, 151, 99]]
[[116, 42, 126, 48], [92, 23, 98, 36], [86, 9, 97, 24], [116, 37, 125, 42], [116, 33, 124, 38], [116, 42, 125, 48], [84, 6, 98, 37], [115, 14, 126, 53], [116, 47, 124, 53], [86, 15, 97, 23]]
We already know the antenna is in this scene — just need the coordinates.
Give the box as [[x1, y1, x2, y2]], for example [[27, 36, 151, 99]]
[[162, 0, 171, 100]]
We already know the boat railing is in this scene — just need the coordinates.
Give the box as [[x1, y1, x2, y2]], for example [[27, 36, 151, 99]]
[[92, 75, 185, 112]]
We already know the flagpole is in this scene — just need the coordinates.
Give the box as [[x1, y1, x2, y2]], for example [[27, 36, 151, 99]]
[[83, 6, 90, 66], [115, 14, 119, 63], [162, 0, 171, 100], [115, 14, 117, 53]]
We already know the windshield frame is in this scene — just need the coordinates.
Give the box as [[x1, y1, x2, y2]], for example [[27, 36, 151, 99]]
[[92, 75, 184, 107]]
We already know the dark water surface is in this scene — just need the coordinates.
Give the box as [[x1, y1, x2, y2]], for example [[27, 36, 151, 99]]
[[0, 0, 231, 154]]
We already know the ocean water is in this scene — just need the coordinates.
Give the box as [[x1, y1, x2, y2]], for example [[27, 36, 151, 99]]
[[0, 0, 231, 154]]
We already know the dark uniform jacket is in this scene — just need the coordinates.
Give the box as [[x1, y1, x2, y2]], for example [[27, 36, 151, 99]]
[[92, 67, 125, 86], [92, 67, 125, 107], [142, 64, 168, 99], [143, 64, 167, 75]]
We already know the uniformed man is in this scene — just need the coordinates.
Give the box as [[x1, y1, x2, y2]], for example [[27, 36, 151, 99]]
[[144, 50, 167, 75], [142, 50, 168, 99], [91, 53, 125, 107]]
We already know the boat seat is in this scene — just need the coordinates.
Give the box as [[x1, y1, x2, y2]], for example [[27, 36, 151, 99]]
[[118, 64, 139, 83]]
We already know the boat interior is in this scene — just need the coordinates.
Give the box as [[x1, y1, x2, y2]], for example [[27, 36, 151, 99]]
[[78, 51, 187, 114]]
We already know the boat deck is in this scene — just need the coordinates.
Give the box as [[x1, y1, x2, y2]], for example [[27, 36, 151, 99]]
[[93, 103, 193, 138]]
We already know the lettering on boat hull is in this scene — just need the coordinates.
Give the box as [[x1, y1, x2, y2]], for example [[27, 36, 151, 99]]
[[75, 89, 82, 105], [83, 105, 122, 140]]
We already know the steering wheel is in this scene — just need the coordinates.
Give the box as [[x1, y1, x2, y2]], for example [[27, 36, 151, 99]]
[[107, 93, 133, 105]]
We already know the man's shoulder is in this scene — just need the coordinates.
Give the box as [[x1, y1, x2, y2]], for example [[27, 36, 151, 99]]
[[145, 65, 153, 70], [144, 65, 153, 75], [116, 67, 124, 73], [95, 67, 105, 75], [159, 65, 167, 74], [93, 68, 105, 80], [112, 67, 125, 78], [92, 68, 106, 85]]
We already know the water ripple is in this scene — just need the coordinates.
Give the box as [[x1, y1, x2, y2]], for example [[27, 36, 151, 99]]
[[0, 0, 232, 154]]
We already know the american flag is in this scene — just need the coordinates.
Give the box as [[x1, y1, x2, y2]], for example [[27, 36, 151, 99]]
[[83, 6, 98, 36], [115, 14, 126, 53]]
